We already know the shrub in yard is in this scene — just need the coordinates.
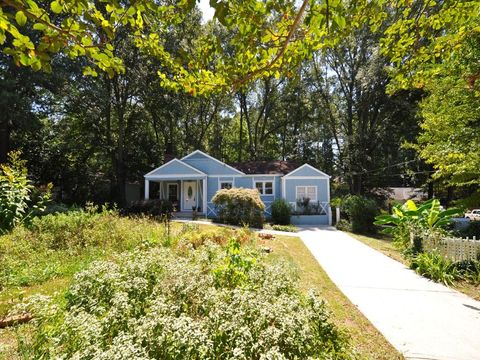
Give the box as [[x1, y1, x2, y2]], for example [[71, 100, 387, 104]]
[[124, 199, 173, 217], [335, 219, 352, 232], [374, 199, 461, 234], [15, 243, 353, 359], [375, 199, 463, 256], [341, 195, 378, 234], [0, 207, 167, 288], [411, 251, 461, 286], [271, 198, 292, 225], [454, 260, 480, 285], [271, 224, 298, 232], [212, 188, 265, 228], [0, 151, 52, 234], [177, 226, 255, 249]]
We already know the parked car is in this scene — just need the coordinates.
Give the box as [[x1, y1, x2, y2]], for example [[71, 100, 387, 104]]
[[465, 209, 480, 221]]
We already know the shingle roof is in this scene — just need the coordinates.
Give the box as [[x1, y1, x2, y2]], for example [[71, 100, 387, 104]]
[[229, 160, 300, 175]]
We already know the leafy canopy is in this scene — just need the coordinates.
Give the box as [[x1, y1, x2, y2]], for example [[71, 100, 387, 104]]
[[412, 35, 480, 187], [1, 0, 479, 94]]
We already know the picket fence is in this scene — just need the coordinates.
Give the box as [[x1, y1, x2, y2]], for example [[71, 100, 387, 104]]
[[423, 235, 480, 262]]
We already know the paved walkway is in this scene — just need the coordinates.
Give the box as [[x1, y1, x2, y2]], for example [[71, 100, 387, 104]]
[[299, 226, 480, 360]]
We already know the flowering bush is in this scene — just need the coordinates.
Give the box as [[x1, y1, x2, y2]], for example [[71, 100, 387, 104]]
[[15, 242, 353, 359], [212, 188, 265, 228], [177, 226, 255, 250]]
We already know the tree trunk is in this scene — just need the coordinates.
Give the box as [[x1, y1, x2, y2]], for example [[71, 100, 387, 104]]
[[238, 94, 244, 162], [0, 126, 9, 164]]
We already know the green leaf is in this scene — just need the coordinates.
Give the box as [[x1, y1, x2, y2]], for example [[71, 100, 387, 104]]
[[50, 1, 62, 14], [82, 66, 98, 77], [404, 200, 417, 211], [334, 15, 346, 29], [33, 23, 47, 31], [15, 11, 27, 26]]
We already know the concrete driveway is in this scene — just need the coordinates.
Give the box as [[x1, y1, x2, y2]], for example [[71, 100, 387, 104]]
[[299, 226, 480, 360]]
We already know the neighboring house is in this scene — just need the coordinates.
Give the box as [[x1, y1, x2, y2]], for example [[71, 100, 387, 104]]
[[387, 187, 427, 202], [144, 150, 331, 224]]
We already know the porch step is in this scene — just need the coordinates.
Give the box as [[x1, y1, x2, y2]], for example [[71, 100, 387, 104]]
[[171, 212, 206, 220]]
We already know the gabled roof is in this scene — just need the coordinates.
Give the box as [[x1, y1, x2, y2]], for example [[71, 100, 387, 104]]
[[283, 164, 330, 178], [144, 158, 206, 179], [229, 160, 300, 175], [182, 150, 245, 175]]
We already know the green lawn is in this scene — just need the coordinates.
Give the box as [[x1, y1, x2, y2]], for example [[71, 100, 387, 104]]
[[346, 232, 406, 265], [265, 234, 403, 360]]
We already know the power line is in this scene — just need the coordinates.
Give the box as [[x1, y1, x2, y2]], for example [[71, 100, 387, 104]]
[[345, 159, 420, 176]]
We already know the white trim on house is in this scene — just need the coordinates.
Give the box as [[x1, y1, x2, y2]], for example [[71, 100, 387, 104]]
[[283, 164, 330, 178], [144, 158, 207, 178], [295, 185, 318, 202], [181, 150, 245, 175], [253, 179, 275, 196], [206, 174, 281, 177], [180, 180, 184, 210], [202, 177, 207, 214], [145, 174, 205, 180], [282, 176, 329, 179], [218, 178, 234, 190], [144, 179, 150, 199]]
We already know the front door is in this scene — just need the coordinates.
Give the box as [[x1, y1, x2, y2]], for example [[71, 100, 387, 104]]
[[183, 181, 197, 211]]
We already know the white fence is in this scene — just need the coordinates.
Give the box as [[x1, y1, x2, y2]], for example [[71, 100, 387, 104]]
[[423, 235, 480, 262]]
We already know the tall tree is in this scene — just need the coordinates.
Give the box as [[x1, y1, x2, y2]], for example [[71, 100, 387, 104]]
[[415, 36, 480, 189], [308, 27, 424, 194]]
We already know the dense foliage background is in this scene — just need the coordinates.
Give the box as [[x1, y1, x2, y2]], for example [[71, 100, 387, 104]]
[[1, 1, 478, 207]]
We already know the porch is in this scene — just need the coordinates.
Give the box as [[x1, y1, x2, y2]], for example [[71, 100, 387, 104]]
[[144, 177, 207, 214]]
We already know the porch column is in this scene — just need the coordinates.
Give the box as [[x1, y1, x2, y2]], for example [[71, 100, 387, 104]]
[[144, 179, 150, 199], [203, 177, 207, 215], [196, 179, 199, 208]]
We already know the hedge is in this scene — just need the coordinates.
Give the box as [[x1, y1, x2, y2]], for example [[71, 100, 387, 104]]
[[212, 188, 265, 228]]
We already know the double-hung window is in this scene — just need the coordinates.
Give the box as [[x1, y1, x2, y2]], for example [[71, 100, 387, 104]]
[[255, 181, 273, 195], [220, 181, 233, 190], [296, 186, 317, 201], [167, 183, 178, 202]]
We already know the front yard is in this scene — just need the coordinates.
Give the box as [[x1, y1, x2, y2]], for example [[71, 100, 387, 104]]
[[266, 234, 403, 360], [1, 208, 402, 359]]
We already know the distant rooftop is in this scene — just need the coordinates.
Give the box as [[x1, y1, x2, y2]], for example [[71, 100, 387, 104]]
[[229, 160, 300, 175], [388, 187, 427, 201]]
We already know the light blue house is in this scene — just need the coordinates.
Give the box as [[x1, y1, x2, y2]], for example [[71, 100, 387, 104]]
[[144, 150, 331, 225]]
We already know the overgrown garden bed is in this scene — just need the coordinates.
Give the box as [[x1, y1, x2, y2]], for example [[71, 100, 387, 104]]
[[369, 199, 480, 298], [0, 208, 361, 359]]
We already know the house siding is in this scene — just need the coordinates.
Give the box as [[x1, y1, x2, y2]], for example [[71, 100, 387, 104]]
[[284, 178, 329, 203], [233, 177, 251, 189], [286, 166, 328, 177], [284, 178, 330, 225], [147, 160, 203, 176], [144, 151, 330, 224], [182, 153, 241, 176]]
